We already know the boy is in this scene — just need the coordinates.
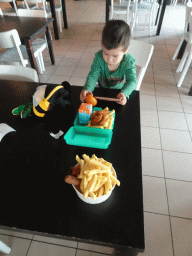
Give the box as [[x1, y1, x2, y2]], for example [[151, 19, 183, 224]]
[[80, 19, 137, 105]]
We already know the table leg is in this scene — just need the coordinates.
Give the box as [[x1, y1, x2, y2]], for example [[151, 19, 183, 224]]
[[49, 0, 59, 40], [106, 0, 110, 22], [45, 26, 55, 65], [24, 39, 40, 74], [61, 0, 68, 29], [156, 0, 167, 35]]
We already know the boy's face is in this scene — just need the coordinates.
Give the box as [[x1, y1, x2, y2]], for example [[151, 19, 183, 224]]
[[102, 45, 128, 67]]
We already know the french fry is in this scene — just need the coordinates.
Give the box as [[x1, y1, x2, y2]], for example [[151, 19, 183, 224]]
[[84, 169, 111, 176], [97, 186, 104, 197], [89, 191, 96, 200], [110, 174, 120, 186], [83, 174, 97, 199], [89, 159, 110, 171], [74, 154, 120, 199], [82, 154, 90, 162]]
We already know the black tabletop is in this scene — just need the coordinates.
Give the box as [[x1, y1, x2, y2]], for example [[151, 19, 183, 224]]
[[0, 80, 144, 250], [0, 15, 53, 40]]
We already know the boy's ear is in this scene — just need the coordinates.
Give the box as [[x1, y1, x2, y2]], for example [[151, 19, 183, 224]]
[[124, 47, 129, 54]]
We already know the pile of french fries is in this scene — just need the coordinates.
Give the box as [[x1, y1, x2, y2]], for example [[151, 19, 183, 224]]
[[76, 154, 120, 200], [86, 107, 115, 129]]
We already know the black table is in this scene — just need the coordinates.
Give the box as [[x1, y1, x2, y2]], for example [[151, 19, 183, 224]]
[[47, 0, 68, 40], [0, 15, 55, 74], [13, 0, 68, 39], [0, 81, 144, 254]]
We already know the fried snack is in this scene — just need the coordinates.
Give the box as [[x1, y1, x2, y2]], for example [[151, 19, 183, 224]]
[[75, 154, 120, 200], [87, 107, 115, 129], [65, 175, 81, 185]]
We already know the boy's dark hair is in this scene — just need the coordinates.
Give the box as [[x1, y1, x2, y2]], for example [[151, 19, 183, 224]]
[[102, 20, 131, 51]]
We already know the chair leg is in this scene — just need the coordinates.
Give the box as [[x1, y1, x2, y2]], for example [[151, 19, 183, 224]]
[[39, 52, 45, 72], [35, 54, 43, 74], [177, 48, 192, 87], [172, 36, 185, 60], [176, 48, 189, 73], [58, 11, 62, 33]]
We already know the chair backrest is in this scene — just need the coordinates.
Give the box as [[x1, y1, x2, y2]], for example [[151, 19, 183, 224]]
[[0, 65, 39, 82], [0, 0, 19, 14], [128, 39, 154, 90], [25, 0, 46, 10], [0, 29, 27, 66], [17, 9, 47, 18], [184, 2, 192, 33]]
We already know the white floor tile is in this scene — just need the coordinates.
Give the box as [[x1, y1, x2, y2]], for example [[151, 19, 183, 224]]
[[142, 148, 164, 177], [137, 213, 173, 256], [166, 179, 192, 219], [54, 66, 76, 76], [156, 96, 183, 112], [140, 95, 157, 110], [185, 113, 192, 131], [153, 74, 176, 85], [141, 127, 161, 149], [27, 241, 76, 256], [155, 84, 179, 98], [158, 111, 188, 130], [163, 151, 192, 182], [140, 109, 159, 127], [143, 176, 168, 214], [72, 67, 90, 78], [0, 234, 32, 256], [180, 97, 192, 114], [0, 228, 33, 239], [140, 83, 155, 96], [76, 249, 110, 256], [33, 235, 77, 248], [160, 129, 192, 153], [171, 217, 192, 256], [47, 75, 70, 84]]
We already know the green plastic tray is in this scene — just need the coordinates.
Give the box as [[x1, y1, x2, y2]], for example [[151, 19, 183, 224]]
[[74, 107, 115, 130], [64, 126, 112, 149]]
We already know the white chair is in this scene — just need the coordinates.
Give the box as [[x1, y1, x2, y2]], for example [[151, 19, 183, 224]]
[[45, 0, 63, 33], [110, 0, 137, 33], [0, 0, 29, 16], [25, 0, 63, 33], [133, 0, 159, 35], [0, 64, 39, 82], [0, 240, 11, 254], [17, 8, 49, 72], [0, 7, 3, 14], [176, 12, 192, 87], [172, 2, 192, 72], [128, 39, 154, 90], [0, 29, 45, 74]]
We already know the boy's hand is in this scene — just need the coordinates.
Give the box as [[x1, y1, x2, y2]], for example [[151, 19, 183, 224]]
[[80, 90, 93, 102], [117, 93, 127, 105]]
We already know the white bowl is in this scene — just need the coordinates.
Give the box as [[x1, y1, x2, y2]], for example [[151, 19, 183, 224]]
[[72, 167, 117, 204]]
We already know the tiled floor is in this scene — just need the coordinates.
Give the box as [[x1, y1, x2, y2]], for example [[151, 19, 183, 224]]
[[1, 1, 192, 256]]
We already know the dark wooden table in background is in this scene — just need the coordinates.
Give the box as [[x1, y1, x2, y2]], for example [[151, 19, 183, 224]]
[[0, 15, 55, 73], [0, 81, 144, 255]]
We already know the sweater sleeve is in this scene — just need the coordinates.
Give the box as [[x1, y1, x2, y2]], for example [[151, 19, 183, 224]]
[[120, 58, 137, 99], [83, 53, 102, 92]]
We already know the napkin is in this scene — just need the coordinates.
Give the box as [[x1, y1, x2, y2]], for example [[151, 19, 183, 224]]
[[0, 123, 16, 142]]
